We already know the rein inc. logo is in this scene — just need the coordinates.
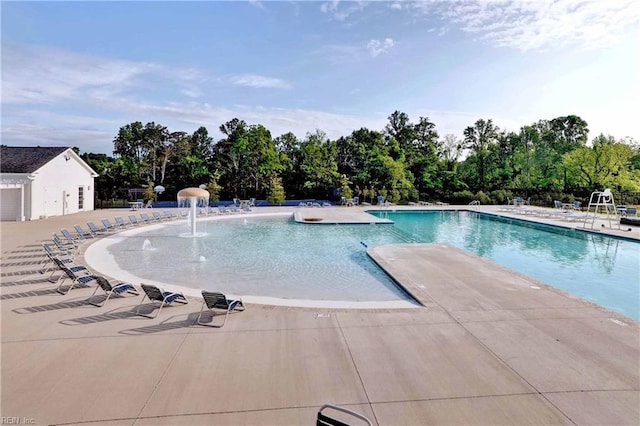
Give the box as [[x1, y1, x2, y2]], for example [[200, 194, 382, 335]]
[[1, 418, 35, 425]]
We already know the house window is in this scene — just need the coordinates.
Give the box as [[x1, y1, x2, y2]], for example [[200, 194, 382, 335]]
[[78, 186, 84, 210]]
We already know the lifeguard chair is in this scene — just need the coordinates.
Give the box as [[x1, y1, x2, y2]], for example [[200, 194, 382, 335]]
[[583, 189, 620, 230]]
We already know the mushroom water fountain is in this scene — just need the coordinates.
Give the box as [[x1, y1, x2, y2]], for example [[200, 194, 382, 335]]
[[177, 187, 210, 237]]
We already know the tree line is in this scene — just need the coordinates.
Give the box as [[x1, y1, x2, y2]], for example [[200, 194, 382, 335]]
[[80, 111, 640, 206]]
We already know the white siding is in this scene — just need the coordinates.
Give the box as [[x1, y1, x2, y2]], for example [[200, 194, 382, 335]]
[[28, 151, 95, 220]]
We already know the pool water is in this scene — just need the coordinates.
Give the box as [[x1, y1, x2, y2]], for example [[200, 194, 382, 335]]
[[98, 214, 413, 303], [371, 210, 640, 319], [94, 211, 639, 318]]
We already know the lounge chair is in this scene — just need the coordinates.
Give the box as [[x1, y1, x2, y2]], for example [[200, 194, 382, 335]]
[[101, 218, 119, 232], [53, 258, 97, 295], [316, 404, 372, 426], [196, 290, 245, 327], [135, 283, 189, 318], [86, 221, 108, 236], [161, 210, 176, 220], [52, 233, 78, 251], [128, 214, 141, 226], [61, 227, 83, 244], [88, 276, 139, 307], [41, 243, 75, 277], [73, 224, 94, 239], [139, 212, 154, 223], [114, 216, 132, 228]]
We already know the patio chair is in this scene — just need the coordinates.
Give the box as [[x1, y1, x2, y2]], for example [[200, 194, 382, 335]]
[[196, 290, 245, 327], [163, 210, 178, 220], [53, 258, 98, 295], [135, 283, 189, 318], [316, 404, 372, 426], [86, 221, 108, 236], [41, 243, 75, 277], [114, 216, 132, 228], [101, 218, 119, 232], [128, 214, 141, 226], [139, 212, 154, 223], [73, 224, 94, 239], [61, 227, 84, 244], [53, 233, 78, 251], [87, 276, 139, 307]]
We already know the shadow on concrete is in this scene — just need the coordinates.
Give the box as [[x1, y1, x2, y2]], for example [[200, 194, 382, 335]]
[[59, 306, 142, 326], [1, 288, 59, 300], [119, 312, 197, 335], [13, 296, 92, 314], [4, 254, 47, 260], [1, 269, 48, 278], [0, 260, 46, 268], [0, 277, 56, 287]]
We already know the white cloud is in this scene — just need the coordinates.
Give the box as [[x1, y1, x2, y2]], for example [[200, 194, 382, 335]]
[[2, 45, 156, 104], [410, 0, 640, 51], [248, 0, 265, 10], [367, 38, 395, 57], [320, 0, 367, 21], [229, 74, 292, 89]]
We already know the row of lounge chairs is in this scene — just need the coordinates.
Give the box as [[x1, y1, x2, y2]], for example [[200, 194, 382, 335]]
[[46, 215, 246, 327], [43, 242, 245, 326], [499, 200, 589, 222]]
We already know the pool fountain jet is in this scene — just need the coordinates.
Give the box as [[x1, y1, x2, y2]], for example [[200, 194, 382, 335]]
[[177, 187, 210, 237]]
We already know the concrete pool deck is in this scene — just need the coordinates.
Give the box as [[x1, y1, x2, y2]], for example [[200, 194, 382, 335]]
[[1, 206, 639, 425]]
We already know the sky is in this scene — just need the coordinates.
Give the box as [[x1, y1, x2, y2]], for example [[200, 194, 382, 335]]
[[2, 0, 639, 155]]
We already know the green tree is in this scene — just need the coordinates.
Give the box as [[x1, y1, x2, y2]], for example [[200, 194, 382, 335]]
[[563, 134, 640, 192], [298, 130, 339, 198], [267, 175, 286, 205], [214, 118, 248, 197], [463, 119, 499, 191]]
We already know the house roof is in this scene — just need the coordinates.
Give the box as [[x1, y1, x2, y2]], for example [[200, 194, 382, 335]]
[[1, 146, 71, 173]]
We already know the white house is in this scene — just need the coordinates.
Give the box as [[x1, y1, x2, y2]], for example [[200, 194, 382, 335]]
[[0, 146, 99, 221]]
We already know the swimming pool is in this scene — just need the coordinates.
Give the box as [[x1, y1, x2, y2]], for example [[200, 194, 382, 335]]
[[86, 210, 639, 318], [86, 213, 418, 308], [370, 210, 640, 320]]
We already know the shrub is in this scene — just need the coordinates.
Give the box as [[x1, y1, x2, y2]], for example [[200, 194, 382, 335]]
[[489, 189, 511, 205], [451, 190, 475, 203], [475, 191, 492, 205]]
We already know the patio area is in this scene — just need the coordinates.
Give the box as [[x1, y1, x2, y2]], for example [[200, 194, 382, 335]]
[[1, 206, 638, 425]]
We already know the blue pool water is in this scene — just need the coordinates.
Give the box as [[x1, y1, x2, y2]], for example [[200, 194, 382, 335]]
[[97, 211, 639, 318], [371, 210, 640, 319], [99, 214, 413, 303]]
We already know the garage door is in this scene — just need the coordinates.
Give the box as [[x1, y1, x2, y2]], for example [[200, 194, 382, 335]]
[[1, 189, 22, 221]]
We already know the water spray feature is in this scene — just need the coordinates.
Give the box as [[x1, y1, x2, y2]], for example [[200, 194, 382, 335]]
[[177, 187, 210, 237]]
